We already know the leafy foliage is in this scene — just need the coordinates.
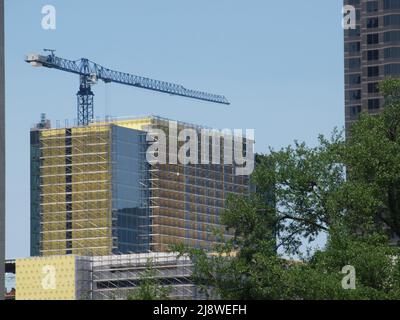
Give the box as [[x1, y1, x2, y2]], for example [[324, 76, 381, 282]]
[[176, 79, 400, 300], [127, 259, 171, 300]]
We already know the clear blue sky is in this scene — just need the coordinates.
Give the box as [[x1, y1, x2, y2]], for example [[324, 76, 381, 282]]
[[4, 0, 345, 259]]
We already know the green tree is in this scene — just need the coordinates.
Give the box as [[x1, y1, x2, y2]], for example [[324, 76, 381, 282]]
[[340, 78, 400, 239], [177, 79, 400, 300], [127, 260, 171, 300]]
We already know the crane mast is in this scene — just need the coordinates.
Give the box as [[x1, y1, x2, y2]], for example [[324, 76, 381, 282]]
[[25, 50, 230, 126]]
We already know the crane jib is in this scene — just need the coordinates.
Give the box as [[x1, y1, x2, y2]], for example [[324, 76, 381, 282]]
[[25, 51, 230, 125]]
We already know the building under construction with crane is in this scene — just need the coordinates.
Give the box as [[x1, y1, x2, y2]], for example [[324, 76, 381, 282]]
[[18, 50, 253, 299], [26, 50, 251, 258]]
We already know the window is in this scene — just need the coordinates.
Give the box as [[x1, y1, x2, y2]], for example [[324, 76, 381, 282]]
[[367, 33, 379, 44], [367, 50, 379, 60], [384, 0, 400, 10], [384, 63, 400, 75], [384, 15, 400, 26], [368, 66, 380, 77], [384, 31, 400, 42], [368, 82, 379, 93], [368, 99, 380, 110], [347, 58, 361, 69], [66, 194, 72, 203], [347, 74, 361, 85], [348, 90, 361, 101], [350, 105, 362, 118], [66, 175, 72, 184], [346, 42, 361, 53], [346, 26, 361, 38], [367, 1, 379, 12], [384, 47, 400, 58], [367, 17, 379, 28]]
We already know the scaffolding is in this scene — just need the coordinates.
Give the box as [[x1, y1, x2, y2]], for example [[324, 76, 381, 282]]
[[147, 117, 250, 251], [89, 253, 199, 300], [33, 125, 113, 257], [31, 116, 251, 257]]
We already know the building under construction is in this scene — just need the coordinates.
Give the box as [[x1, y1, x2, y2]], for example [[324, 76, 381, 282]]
[[16, 252, 197, 300], [23, 50, 250, 300], [90, 252, 199, 300], [30, 115, 252, 257]]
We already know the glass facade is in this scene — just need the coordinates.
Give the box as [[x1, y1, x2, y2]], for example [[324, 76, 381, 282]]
[[111, 125, 150, 253], [30, 131, 41, 256]]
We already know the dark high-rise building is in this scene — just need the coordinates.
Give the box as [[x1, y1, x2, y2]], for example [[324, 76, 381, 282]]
[[0, 0, 5, 301], [344, 0, 400, 132]]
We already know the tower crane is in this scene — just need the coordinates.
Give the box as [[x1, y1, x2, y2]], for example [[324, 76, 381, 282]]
[[25, 49, 230, 126]]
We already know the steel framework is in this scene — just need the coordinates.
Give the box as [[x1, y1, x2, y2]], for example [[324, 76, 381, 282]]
[[90, 253, 199, 300]]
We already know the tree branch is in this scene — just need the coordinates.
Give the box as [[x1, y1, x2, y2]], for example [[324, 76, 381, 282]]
[[278, 213, 329, 232]]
